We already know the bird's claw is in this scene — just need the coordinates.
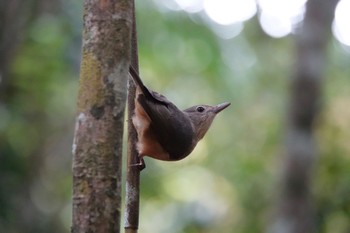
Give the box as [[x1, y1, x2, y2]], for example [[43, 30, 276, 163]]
[[130, 158, 145, 171]]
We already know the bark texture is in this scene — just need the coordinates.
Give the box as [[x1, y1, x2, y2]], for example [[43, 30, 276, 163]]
[[72, 0, 132, 232], [268, 1, 339, 233], [124, 0, 141, 232]]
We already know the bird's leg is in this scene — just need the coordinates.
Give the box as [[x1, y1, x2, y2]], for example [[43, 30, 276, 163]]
[[130, 157, 146, 171]]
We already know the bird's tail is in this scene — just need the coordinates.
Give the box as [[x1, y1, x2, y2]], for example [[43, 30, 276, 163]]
[[129, 66, 172, 107], [129, 66, 153, 97], [129, 66, 146, 90]]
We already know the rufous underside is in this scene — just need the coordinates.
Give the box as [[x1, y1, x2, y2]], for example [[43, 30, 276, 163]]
[[132, 91, 171, 161]]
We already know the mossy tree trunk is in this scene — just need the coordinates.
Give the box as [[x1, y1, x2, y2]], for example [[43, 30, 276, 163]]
[[72, 0, 132, 232]]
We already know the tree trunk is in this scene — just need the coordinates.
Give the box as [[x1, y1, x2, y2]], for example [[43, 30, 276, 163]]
[[268, 0, 339, 233], [72, 0, 132, 232]]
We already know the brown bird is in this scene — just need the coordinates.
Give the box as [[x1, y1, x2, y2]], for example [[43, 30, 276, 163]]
[[129, 66, 230, 170]]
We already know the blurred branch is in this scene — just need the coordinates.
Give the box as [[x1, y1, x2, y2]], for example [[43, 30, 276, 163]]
[[71, 0, 132, 232], [269, 0, 339, 233], [0, 0, 32, 100], [0, 0, 60, 100], [124, 0, 141, 232]]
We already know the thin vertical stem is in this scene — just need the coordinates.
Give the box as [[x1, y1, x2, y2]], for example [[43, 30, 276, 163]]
[[125, 0, 140, 232]]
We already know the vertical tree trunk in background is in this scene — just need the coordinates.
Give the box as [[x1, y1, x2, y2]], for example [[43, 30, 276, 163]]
[[72, 0, 132, 232], [0, 0, 61, 98], [269, 0, 338, 233], [0, 1, 72, 232], [0, 0, 36, 99]]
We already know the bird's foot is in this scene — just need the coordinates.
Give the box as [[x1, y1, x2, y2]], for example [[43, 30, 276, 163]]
[[130, 158, 146, 171]]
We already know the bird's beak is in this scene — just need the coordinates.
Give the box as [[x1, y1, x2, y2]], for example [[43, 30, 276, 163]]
[[213, 102, 231, 114]]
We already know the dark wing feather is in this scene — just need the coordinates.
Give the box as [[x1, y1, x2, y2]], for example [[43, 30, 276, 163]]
[[138, 94, 194, 160]]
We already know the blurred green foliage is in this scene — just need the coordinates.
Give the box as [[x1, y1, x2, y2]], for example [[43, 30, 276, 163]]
[[1, 0, 350, 232]]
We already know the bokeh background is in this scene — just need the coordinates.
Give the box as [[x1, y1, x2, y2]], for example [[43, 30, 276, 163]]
[[1, 0, 350, 232]]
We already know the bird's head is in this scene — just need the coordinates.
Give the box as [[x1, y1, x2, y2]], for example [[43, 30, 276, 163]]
[[184, 102, 230, 142]]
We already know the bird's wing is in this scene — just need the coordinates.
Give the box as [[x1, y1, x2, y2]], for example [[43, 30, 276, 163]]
[[137, 94, 194, 160], [149, 91, 172, 106]]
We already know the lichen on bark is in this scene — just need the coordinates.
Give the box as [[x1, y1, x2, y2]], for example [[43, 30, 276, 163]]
[[77, 52, 104, 113]]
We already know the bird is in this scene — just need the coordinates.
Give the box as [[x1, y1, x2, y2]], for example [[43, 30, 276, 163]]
[[129, 66, 230, 170]]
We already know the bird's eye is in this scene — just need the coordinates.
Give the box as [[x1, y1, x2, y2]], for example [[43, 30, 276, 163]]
[[196, 106, 205, 112]]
